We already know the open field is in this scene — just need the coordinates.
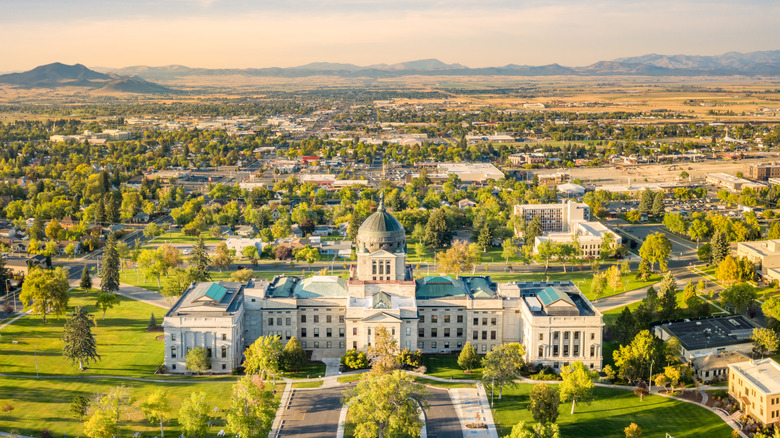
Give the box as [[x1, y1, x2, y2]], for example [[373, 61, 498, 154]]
[[0, 288, 164, 378], [0, 376, 282, 436], [492, 384, 733, 438]]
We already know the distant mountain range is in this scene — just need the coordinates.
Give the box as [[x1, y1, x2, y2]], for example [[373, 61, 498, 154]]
[[0, 62, 174, 94], [3, 51, 780, 94], [98, 51, 780, 81]]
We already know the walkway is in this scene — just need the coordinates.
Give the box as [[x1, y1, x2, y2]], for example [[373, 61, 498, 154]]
[[450, 384, 499, 438], [0, 312, 28, 330], [73, 277, 171, 309]]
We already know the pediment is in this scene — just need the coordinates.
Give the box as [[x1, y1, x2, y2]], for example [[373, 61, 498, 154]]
[[360, 311, 402, 323]]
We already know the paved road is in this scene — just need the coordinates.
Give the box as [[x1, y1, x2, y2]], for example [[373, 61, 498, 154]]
[[279, 385, 350, 437], [425, 387, 461, 438]]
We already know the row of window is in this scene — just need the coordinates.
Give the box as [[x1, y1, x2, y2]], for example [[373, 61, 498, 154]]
[[300, 328, 345, 338], [419, 328, 465, 338], [539, 344, 596, 358], [300, 314, 345, 324], [170, 333, 228, 342], [301, 341, 345, 349], [170, 345, 228, 359]]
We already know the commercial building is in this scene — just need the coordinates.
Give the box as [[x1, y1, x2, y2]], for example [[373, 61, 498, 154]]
[[514, 201, 591, 235], [436, 162, 504, 184], [736, 239, 780, 278], [653, 315, 757, 360], [164, 198, 604, 373], [706, 173, 766, 192], [728, 359, 780, 427], [748, 163, 780, 181]]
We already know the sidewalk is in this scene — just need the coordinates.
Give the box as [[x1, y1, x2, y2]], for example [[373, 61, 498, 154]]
[[450, 384, 499, 438]]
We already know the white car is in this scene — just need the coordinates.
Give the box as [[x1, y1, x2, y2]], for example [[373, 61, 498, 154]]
[[182, 249, 192, 255]]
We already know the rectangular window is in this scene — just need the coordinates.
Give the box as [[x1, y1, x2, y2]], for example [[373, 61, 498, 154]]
[[406, 327, 411, 336], [564, 332, 569, 341], [563, 345, 569, 356], [339, 328, 345, 337], [327, 328, 332, 337], [573, 345, 579, 356], [457, 328, 463, 337], [313, 315, 319, 323], [431, 328, 438, 338], [172, 333, 176, 341], [286, 331, 291, 339], [432, 341, 437, 349], [314, 328, 320, 338], [419, 328, 425, 338], [301, 315, 306, 323], [444, 328, 450, 338], [457, 315, 463, 323], [301, 328, 307, 337], [339, 315, 345, 323], [473, 318, 479, 326], [340, 341, 345, 349], [277, 317, 282, 326], [444, 315, 450, 323], [286, 318, 291, 326], [482, 318, 487, 326], [171, 347, 177, 358], [420, 315, 425, 323], [553, 331, 559, 340], [431, 315, 438, 324], [481, 344, 487, 352], [406, 341, 411, 350], [221, 346, 227, 358], [418, 341, 424, 349], [491, 318, 496, 326], [539, 333, 543, 341], [538, 346, 544, 357], [314, 341, 319, 348], [590, 345, 595, 357], [206, 348, 212, 358], [327, 341, 332, 349], [269, 318, 274, 326], [490, 331, 496, 340], [444, 342, 449, 349], [574, 332, 580, 341], [353, 341, 357, 349], [326, 315, 332, 323], [591, 333, 595, 340], [222, 363, 226, 370], [353, 327, 358, 336], [473, 331, 478, 340], [222, 333, 226, 341], [482, 331, 487, 340], [553, 345, 559, 356]]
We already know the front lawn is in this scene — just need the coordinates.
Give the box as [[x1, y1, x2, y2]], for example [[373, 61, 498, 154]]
[[0, 376, 281, 436], [493, 384, 733, 438], [0, 288, 164, 378], [423, 354, 483, 380], [284, 361, 327, 379]]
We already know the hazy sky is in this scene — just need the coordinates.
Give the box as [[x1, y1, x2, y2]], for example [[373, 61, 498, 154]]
[[1, 0, 778, 71]]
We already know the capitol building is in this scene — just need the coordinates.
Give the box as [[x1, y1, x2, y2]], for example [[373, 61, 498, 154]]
[[162, 198, 605, 374]]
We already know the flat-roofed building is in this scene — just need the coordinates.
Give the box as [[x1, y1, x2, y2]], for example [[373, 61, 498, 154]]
[[515, 201, 591, 235], [706, 173, 766, 192], [653, 315, 757, 360], [436, 162, 504, 184], [728, 359, 780, 426], [737, 239, 780, 277], [533, 221, 621, 258], [748, 163, 780, 181]]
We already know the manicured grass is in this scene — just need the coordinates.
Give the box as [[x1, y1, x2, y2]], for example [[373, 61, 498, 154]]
[[412, 376, 475, 389], [423, 354, 483, 380], [151, 230, 223, 244], [492, 384, 733, 438], [0, 376, 240, 436], [0, 288, 164, 378], [337, 373, 366, 383], [284, 361, 327, 379], [292, 380, 324, 388]]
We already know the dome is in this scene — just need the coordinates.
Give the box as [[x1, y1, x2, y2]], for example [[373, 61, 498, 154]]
[[356, 195, 406, 254]]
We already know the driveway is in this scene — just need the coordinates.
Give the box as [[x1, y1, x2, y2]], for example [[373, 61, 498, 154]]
[[278, 385, 350, 437], [425, 387, 462, 438]]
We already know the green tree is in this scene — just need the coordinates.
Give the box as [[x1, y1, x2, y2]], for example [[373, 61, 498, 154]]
[[525, 215, 543, 246], [185, 347, 211, 373], [241, 245, 259, 264], [191, 236, 212, 282], [710, 230, 730, 265], [138, 249, 165, 290], [638, 189, 653, 216], [528, 383, 560, 425], [226, 375, 279, 438], [625, 422, 642, 438], [536, 239, 556, 274], [658, 271, 678, 320], [682, 281, 697, 308], [341, 349, 370, 370], [87, 385, 133, 435], [100, 233, 120, 295], [80, 264, 93, 292], [244, 335, 283, 378], [477, 224, 493, 250], [368, 325, 400, 374], [638, 232, 671, 272], [140, 389, 171, 437], [482, 343, 525, 399], [20, 266, 70, 323], [652, 191, 665, 217], [751, 328, 780, 358], [83, 410, 117, 438], [212, 241, 232, 271], [178, 392, 210, 438], [458, 341, 480, 373], [437, 241, 479, 276], [502, 238, 519, 265], [591, 272, 607, 300], [559, 361, 598, 414], [62, 307, 100, 371], [763, 296, 780, 325], [688, 219, 710, 246], [606, 265, 624, 293], [720, 283, 758, 314], [71, 395, 90, 420], [280, 337, 307, 372], [614, 307, 638, 345], [95, 291, 119, 321], [613, 330, 657, 382], [424, 209, 452, 248], [343, 370, 427, 438]]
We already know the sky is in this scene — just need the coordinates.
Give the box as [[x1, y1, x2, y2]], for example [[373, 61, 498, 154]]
[[0, 0, 779, 72]]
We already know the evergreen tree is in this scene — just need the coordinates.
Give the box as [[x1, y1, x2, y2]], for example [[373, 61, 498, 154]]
[[710, 230, 730, 265], [614, 307, 638, 345], [424, 209, 452, 248], [148, 313, 157, 330], [62, 306, 100, 371], [659, 271, 678, 320], [0, 254, 9, 295], [280, 337, 307, 372], [100, 233, 120, 295], [80, 264, 92, 292], [644, 286, 658, 312], [638, 189, 653, 216], [652, 191, 665, 217], [191, 236, 211, 282], [525, 215, 543, 246]]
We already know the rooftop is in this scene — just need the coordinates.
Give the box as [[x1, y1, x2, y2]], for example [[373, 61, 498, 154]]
[[415, 275, 497, 299], [166, 281, 244, 317], [657, 315, 756, 352], [294, 276, 349, 298], [729, 359, 780, 395]]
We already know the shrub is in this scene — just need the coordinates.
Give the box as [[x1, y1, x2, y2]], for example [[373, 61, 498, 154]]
[[340, 350, 369, 370], [40, 429, 52, 438]]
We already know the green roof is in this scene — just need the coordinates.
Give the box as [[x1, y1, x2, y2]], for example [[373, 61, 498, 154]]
[[537, 286, 575, 307], [416, 276, 467, 299], [373, 292, 391, 309], [465, 277, 496, 299], [192, 283, 228, 302]]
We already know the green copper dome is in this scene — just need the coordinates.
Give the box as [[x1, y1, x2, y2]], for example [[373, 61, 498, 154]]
[[356, 194, 406, 253]]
